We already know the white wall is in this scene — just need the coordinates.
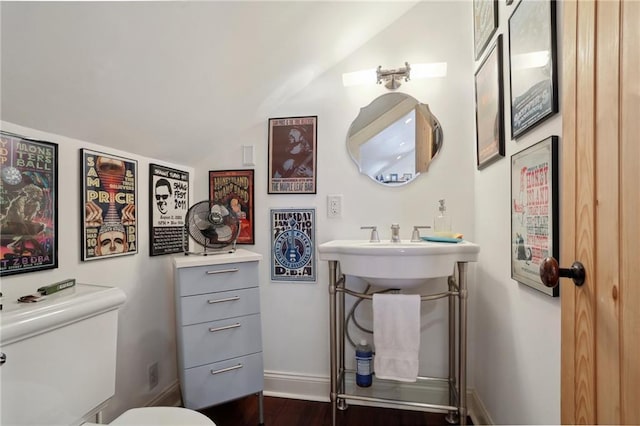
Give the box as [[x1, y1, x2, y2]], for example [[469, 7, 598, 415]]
[[0, 121, 194, 422], [191, 0, 477, 390], [1, 1, 565, 424], [471, 1, 563, 424]]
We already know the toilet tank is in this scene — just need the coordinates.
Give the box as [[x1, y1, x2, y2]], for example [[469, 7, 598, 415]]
[[0, 283, 126, 425]]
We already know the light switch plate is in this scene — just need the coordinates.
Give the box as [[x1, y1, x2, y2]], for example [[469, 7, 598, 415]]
[[327, 194, 342, 218], [242, 145, 255, 166]]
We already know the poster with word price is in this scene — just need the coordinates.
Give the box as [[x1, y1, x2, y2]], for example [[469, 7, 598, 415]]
[[81, 149, 137, 261]]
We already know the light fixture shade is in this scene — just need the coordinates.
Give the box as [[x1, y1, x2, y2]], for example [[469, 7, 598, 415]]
[[410, 62, 448, 79], [342, 68, 377, 87]]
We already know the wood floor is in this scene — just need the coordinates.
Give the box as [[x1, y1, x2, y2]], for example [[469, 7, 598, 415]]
[[198, 395, 473, 426]]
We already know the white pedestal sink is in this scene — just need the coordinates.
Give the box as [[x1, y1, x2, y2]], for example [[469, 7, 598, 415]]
[[319, 238, 480, 426], [317, 239, 480, 288]]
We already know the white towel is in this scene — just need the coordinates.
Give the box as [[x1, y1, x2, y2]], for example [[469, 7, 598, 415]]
[[373, 293, 421, 382]]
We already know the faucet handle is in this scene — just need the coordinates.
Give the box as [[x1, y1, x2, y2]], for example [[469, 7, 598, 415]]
[[360, 226, 380, 243], [390, 223, 401, 242], [411, 225, 432, 242]]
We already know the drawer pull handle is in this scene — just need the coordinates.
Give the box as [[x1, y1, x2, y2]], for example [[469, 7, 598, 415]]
[[207, 296, 240, 304], [208, 323, 241, 333], [210, 363, 243, 375], [206, 268, 239, 275]]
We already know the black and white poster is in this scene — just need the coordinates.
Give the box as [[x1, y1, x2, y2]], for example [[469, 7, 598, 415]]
[[508, 0, 558, 138], [149, 164, 189, 256], [270, 208, 315, 282]]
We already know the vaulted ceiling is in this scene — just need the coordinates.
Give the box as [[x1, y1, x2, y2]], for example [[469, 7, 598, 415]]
[[1, 1, 419, 166]]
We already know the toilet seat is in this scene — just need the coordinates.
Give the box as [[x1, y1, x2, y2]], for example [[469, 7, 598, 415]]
[[84, 407, 216, 426]]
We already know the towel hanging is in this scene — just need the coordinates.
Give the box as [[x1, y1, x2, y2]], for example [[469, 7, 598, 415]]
[[372, 293, 421, 382]]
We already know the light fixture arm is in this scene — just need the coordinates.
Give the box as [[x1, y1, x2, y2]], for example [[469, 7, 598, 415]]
[[376, 62, 411, 90]]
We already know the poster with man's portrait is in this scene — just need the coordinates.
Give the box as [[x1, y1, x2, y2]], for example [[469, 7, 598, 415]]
[[149, 164, 189, 256], [0, 131, 58, 276], [268, 116, 317, 194], [81, 149, 137, 261]]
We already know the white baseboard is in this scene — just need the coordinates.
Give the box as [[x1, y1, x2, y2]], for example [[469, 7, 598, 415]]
[[467, 389, 493, 425], [146, 380, 182, 408], [264, 370, 492, 424], [263, 371, 330, 402]]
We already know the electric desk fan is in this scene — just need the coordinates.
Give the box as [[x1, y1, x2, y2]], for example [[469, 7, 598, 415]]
[[183, 201, 239, 255]]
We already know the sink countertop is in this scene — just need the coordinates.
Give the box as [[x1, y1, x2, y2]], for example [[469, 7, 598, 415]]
[[317, 239, 480, 285], [318, 239, 479, 258]]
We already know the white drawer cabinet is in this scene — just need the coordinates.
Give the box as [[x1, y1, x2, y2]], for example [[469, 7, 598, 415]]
[[173, 249, 264, 419]]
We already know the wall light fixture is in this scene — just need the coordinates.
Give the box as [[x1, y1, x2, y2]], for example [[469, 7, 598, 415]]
[[377, 62, 411, 90], [342, 62, 447, 90]]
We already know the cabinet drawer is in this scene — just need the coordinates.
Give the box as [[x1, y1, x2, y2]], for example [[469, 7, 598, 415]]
[[179, 287, 260, 326], [176, 261, 258, 296], [181, 314, 262, 368], [181, 352, 264, 410]]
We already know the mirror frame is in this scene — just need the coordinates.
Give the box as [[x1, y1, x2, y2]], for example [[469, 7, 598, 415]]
[[346, 92, 443, 186]]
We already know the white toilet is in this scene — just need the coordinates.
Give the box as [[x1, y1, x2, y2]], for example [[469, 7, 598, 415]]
[[0, 283, 215, 425], [84, 407, 214, 425]]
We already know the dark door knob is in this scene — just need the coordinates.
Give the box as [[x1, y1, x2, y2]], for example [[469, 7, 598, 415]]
[[539, 257, 586, 288]]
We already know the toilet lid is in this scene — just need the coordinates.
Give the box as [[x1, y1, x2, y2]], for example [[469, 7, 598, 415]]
[[110, 407, 216, 425]]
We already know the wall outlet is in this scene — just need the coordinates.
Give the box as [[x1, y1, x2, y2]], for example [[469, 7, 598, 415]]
[[148, 362, 159, 390], [327, 194, 342, 218]]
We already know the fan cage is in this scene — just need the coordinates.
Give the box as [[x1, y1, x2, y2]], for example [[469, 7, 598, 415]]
[[183, 200, 239, 256]]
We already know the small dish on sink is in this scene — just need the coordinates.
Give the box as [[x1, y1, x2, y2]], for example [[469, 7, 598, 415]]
[[422, 236, 463, 244]]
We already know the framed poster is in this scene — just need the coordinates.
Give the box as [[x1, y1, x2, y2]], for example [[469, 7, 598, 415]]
[[268, 116, 317, 194], [508, 0, 558, 139], [475, 35, 505, 169], [511, 136, 559, 296], [270, 208, 315, 282], [0, 132, 58, 276], [209, 169, 254, 245], [149, 164, 189, 256], [81, 149, 137, 261], [473, 0, 498, 60]]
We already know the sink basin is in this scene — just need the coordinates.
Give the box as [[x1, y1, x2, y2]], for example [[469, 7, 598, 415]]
[[317, 239, 480, 288]]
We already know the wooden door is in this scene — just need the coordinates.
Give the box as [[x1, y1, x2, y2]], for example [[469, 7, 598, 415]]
[[561, 0, 639, 423]]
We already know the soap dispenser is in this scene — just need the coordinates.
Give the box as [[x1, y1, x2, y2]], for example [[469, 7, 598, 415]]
[[434, 199, 452, 236]]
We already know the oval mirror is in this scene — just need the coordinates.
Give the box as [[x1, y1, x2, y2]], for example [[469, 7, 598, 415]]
[[346, 92, 443, 185]]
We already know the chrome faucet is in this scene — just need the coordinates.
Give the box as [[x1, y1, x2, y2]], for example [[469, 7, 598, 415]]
[[411, 225, 432, 242], [391, 223, 400, 242], [361, 226, 380, 242]]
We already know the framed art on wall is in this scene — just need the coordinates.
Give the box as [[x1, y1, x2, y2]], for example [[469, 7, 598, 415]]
[[81, 149, 137, 261], [473, 0, 498, 60], [270, 208, 315, 282], [0, 131, 58, 276], [149, 164, 189, 256], [475, 35, 505, 169], [268, 116, 317, 194], [511, 136, 559, 296], [209, 169, 255, 245], [508, 0, 558, 139]]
